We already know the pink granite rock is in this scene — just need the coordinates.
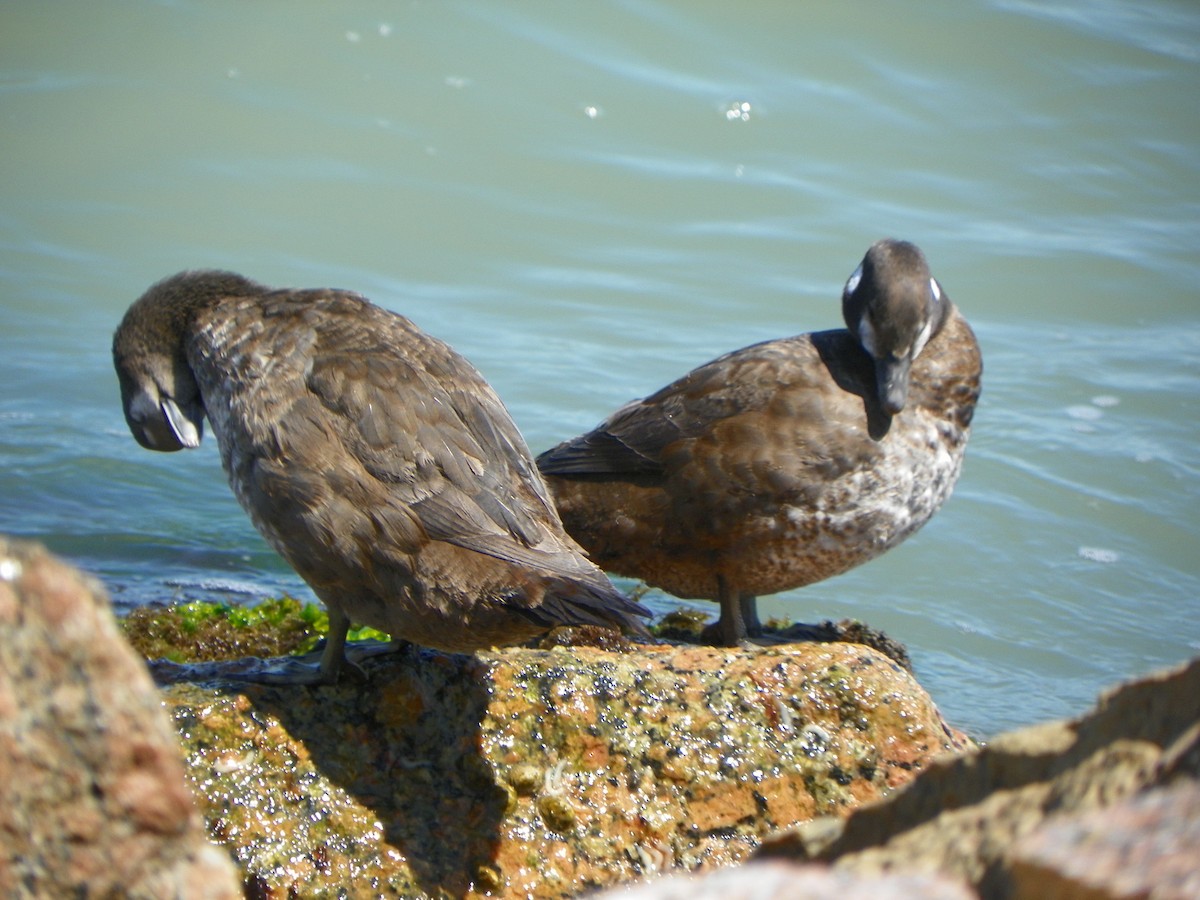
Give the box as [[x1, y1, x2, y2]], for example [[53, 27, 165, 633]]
[[590, 860, 976, 899], [760, 657, 1200, 899], [0, 537, 240, 899], [1009, 779, 1200, 900]]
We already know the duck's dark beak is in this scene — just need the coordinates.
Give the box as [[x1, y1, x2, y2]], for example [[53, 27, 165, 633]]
[[875, 355, 911, 416], [125, 389, 203, 451]]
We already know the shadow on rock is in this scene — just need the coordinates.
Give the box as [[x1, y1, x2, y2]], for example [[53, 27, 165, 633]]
[[160, 647, 509, 897]]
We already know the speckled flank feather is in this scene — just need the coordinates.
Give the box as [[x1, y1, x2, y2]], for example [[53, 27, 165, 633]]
[[537, 240, 981, 646], [113, 270, 648, 676]]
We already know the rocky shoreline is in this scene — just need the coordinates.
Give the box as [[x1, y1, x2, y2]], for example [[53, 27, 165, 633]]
[[3, 536, 1197, 899]]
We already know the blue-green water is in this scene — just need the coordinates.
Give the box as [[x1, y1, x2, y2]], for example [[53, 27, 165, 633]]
[[2, 1, 1198, 737]]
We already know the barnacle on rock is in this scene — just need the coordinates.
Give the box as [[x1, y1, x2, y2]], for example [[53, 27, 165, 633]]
[[473, 863, 504, 894], [508, 763, 542, 797], [537, 794, 577, 832]]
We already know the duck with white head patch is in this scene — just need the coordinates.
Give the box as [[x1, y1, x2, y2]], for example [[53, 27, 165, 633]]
[[537, 239, 981, 646]]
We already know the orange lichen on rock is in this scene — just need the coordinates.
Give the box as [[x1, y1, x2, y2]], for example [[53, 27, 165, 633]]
[[157, 638, 966, 898]]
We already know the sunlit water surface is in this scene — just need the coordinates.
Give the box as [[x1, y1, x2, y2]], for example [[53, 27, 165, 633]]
[[3, 1, 1198, 737]]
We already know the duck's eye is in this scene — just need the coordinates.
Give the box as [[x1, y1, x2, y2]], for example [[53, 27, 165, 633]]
[[930, 278, 941, 302], [844, 263, 863, 297]]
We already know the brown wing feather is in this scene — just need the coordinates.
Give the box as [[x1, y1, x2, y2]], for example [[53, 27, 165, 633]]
[[193, 289, 619, 595], [287, 291, 606, 583], [538, 329, 886, 497]]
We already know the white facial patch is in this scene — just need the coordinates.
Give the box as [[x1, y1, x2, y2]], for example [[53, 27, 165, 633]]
[[162, 397, 202, 449], [844, 263, 863, 297], [128, 389, 160, 425], [858, 315, 878, 357], [911, 318, 934, 359]]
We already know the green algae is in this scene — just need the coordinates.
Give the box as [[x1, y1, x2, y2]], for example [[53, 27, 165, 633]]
[[121, 596, 390, 663]]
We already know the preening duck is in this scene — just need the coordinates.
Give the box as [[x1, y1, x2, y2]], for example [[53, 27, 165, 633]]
[[113, 270, 648, 682], [536, 239, 981, 646]]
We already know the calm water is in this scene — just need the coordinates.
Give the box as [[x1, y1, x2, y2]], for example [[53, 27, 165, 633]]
[[2, 1, 1198, 738]]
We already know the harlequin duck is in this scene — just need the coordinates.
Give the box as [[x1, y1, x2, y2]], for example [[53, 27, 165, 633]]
[[536, 239, 981, 646], [113, 270, 648, 682]]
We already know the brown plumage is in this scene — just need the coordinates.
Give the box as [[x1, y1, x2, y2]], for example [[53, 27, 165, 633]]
[[537, 239, 982, 646], [113, 270, 648, 682]]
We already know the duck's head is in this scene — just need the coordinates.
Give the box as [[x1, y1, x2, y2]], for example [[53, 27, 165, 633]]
[[112, 269, 258, 451], [842, 239, 950, 416]]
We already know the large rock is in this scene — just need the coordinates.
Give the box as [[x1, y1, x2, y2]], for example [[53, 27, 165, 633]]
[[759, 656, 1200, 899], [156, 638, 966, 897], [0, 537, 240, 899], [592, 859, 975, 899], [1009, 779, 1200, 899]]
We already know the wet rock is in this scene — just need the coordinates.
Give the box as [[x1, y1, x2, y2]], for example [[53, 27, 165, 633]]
[[1008, 779, 1200, 900], [156, 639, 966, 897], [759, 657, 1200, 900], [0, 537, 240, 900], [590, 859, 975, 899]]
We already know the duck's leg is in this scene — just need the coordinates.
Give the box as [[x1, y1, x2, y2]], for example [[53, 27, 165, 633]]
[[317, 606, 351, 683], [231, 605, 355, 685], [740, 595, 763, 638], [715, 574, 748, 646]]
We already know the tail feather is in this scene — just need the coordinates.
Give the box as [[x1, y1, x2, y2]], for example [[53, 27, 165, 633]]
[[520, 578, 651, 637]]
